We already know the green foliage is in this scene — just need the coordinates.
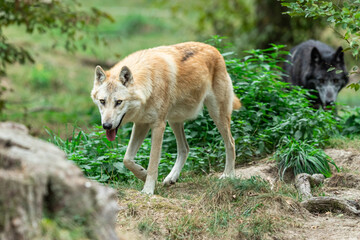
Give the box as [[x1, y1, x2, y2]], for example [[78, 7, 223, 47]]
[[340, 107, 360, 135], [274, 138, 339, 179], [48, 38, 340, 183], [281, 0, 360, 90], [227, 43, 339, 160], [282, 0, 360, 56], [118, 15, 167, 36], [156, 0, 324, 50], [0, 0, 113, 74], [155, 0, 254, 38], [0, 0, 114, 114], [30, 64, 58, 90], [39, 218, 88, 240], [46, 126, 133, 183]]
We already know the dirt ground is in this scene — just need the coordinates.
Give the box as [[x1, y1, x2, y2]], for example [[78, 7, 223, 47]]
[[116, 148, 360, 240]]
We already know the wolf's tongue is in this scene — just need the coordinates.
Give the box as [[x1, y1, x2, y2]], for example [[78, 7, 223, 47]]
[[106, 129, 116, 141]]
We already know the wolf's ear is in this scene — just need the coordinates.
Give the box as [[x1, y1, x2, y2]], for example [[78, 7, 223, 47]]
[[95, 65, 106, 84], [119, 66, 133, 87], [333, 46, 344, 64], [311, 47, 322, 65]]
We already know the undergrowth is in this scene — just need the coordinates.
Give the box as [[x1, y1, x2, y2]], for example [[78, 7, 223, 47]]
[[274, 138, 339, 179], [48, 37, 342, 183], [39, 218, 88, 240]]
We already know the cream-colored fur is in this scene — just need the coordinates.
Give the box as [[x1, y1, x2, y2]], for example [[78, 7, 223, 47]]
[[91, 42, 241, 195]]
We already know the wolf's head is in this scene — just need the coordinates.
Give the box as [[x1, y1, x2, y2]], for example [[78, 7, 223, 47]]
[[91, 65, 137, 141], [306, 46, 348, 108]]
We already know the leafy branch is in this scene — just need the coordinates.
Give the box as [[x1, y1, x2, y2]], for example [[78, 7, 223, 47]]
[[0, 0, 114, 75], [281, 0, 360, 89]]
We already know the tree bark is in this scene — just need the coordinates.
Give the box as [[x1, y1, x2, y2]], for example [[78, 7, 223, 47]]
[[295, 173, 325, 200], [301, 197, 360, 216], [295, 173, 360, 217]]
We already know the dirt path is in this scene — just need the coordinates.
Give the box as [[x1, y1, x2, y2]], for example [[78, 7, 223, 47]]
[[281, 215, 360, 240], [116, 148, 360, 239], [280, 149, 360, 240]]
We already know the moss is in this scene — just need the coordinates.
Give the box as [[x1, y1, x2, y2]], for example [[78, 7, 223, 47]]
[[38, 218, 89, 240]]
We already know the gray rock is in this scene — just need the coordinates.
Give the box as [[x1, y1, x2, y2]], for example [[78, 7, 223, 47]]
[[0, 122, 119, 240]]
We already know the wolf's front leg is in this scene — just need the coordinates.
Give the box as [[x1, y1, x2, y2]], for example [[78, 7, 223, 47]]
[[142, 122, 166, 195], [123, 123, 151, 182]]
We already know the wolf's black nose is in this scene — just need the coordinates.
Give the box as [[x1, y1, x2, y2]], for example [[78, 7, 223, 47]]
[[103, 123, 112, 130]]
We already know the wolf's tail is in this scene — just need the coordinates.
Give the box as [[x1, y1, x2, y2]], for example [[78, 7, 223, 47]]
[[233, 94, 241, 110]]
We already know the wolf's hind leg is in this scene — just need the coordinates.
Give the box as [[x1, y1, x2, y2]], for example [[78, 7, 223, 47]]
[[205, 95, 236, 179], [123, 123, 150, 182], [163, 122, 189, 186]]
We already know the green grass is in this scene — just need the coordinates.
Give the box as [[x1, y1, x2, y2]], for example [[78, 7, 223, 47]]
[[328, 135, 360, 151], [274, 138, 339, 179], [117, 175, 299, 239], [137, 218, 160, 237], [1, 0, 196, 138], [39, 218, 89, 240]]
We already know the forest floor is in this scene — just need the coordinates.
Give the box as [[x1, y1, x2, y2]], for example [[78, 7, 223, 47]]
[[115, 148, 360, 240]]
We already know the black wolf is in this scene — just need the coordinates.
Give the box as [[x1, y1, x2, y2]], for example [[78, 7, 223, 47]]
[[283, 40, 349, 108]]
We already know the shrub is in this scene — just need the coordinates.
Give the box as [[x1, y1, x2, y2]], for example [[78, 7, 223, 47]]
[[340, 107, 360, 136], [226, 43, 339, 160], [274, 138, 339, 179], [47, 126, 133, 183], [48, 38, 340, 183]]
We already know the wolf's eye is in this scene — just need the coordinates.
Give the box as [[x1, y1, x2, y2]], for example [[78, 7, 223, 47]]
[[115, 100, 122, 107], [333, 79, 339, 84], [99, 99, 105, 105], [319, 79, 325, 84]]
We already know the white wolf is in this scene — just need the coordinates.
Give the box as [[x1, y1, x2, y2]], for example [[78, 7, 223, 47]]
[[91, 42, 241, 195]]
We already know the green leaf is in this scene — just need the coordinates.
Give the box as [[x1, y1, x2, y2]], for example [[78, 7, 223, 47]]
[[327, 67, 335, 72], [335, 70, 343, 74], [113, 162, 127, 173]]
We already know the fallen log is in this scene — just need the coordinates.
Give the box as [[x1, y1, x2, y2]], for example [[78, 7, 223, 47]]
[[301, 197, 360, 216], [295, 173, 360, 217]]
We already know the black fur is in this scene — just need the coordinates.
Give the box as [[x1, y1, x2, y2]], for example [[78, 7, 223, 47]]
[[181, 50, 195, 62], [283, 40, 349, 108]]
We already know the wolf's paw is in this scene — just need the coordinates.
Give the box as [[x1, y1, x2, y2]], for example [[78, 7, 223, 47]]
[[141, 187, 154, 195], [163, 176, 178, 186], [163, 172, 180, 186], [141, 178, 156, 195]]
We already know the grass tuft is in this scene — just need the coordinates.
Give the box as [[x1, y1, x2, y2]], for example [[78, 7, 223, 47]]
[[274, 138, 339, 179]]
